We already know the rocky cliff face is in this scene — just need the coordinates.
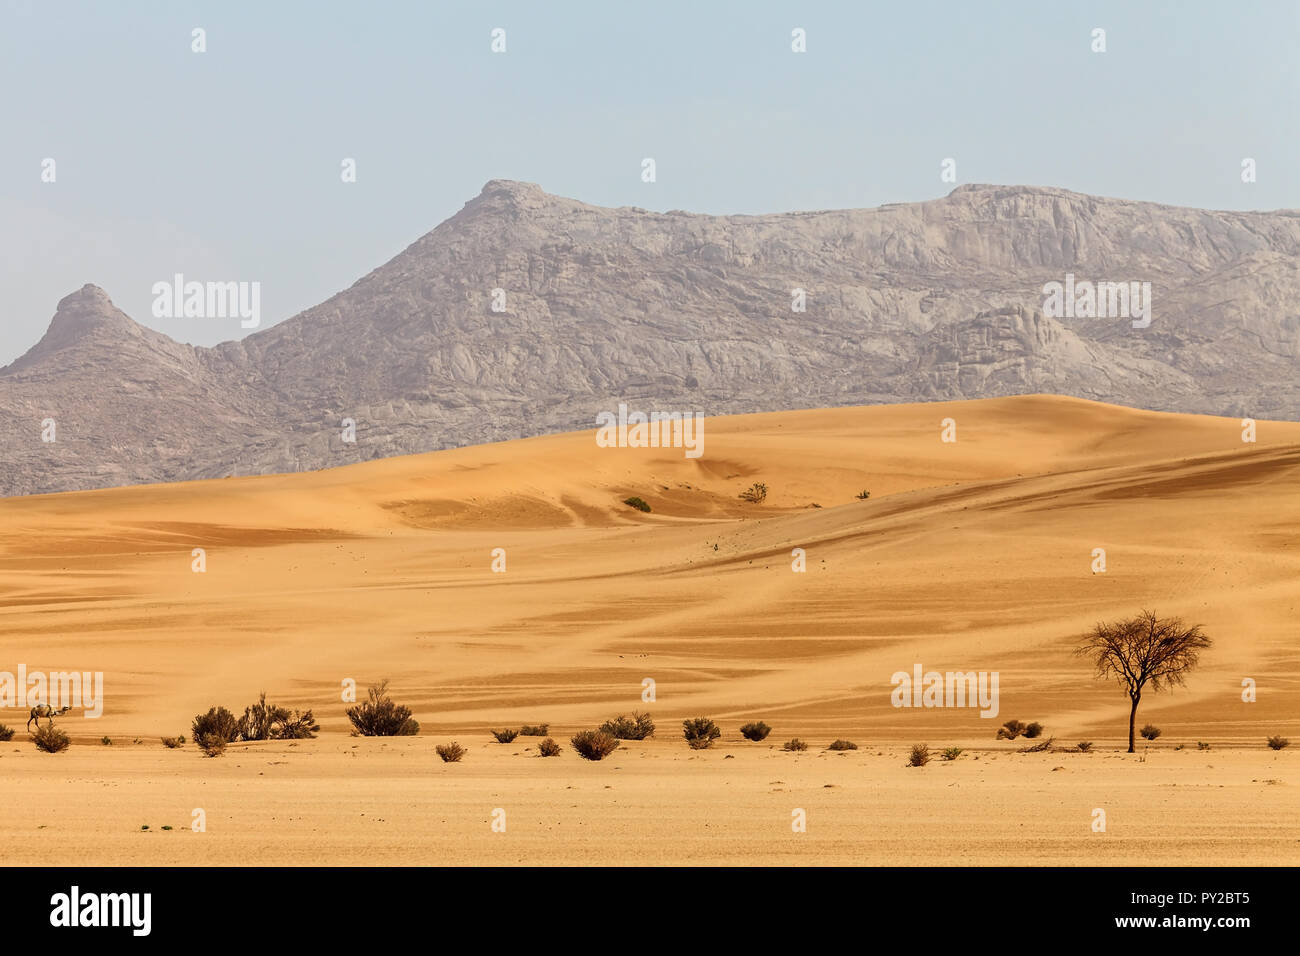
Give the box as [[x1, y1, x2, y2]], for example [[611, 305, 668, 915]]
[[2, 181, 1298, 496]]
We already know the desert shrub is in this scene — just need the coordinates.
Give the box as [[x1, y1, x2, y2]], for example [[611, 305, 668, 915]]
[[537, 737, 562, 757], [827, 739, 858, 751], [571, 730, 620, 761], [1023, 722, 1044, 739], [623, 496, 651, 513], [782, 738, 808, 752], [1077, 741, 1093, 752], [1197, 741, 1211, 751], [682, 717, 721, 750], [738, 482, 768, 504], [739, 721, 771, 742], [1018, 737, 1054, 753], [996, 719, 1026, 740], [33, 724, 70, 753], [198, 734, 227, 757], [192, 706, 240, 747], [599, 712, 655, 740], [346, 680, 419, 736], [909, 743, 931, 767], [855, 490, 870, 500], [0, 724, 13, 742], [101, 736, 112, 746], [941, 747, 963, 760], [1139, 724, 1161, 741], [236, 692, 289, 741], [1267, 735, 1290, 751], [436, 742, 466, 763], [276, 709, 320, 739], [161, 736, 184, 749], [491, 728, 520, 743], [520, 724, 549, 737]]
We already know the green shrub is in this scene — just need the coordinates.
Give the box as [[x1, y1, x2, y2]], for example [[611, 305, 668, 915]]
[[491, 728, 519, 743], [682, 717, 721, 750], [855, 490, 870, 500], [738, 482, 768, 504], [827, 739, 858, 751], [237, 692, 288, 741], [909, 744, 930, 767], [1139, 724, 1161, 741], [346, 680, 419, 736], [198, 734, 226, 757], [571, 730, 620, 761], [101, 736, 113, 746], [599, 712, 654, 740], [537, 737, 562, 757], [941, 747, 963, 760], [520, 724, 549, 737], [436, 742, 465, 763], [33, 724, 70, 753], [1267, 735, 1290, 751], [739, 722, 771, 742], [623, 496, 651, 513], [782, 738, 808, 752]]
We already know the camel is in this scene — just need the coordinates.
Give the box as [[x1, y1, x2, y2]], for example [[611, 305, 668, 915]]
[[27, 704, 72, 732]]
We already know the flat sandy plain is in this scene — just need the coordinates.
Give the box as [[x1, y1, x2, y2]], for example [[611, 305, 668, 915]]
[[1, 395, 1297, 865]]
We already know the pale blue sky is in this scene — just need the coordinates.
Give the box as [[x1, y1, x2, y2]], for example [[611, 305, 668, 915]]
[[1, 0, 1296, 363]]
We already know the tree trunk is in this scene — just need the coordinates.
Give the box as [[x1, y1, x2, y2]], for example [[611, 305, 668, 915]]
[[1128, 695, 1140, 753]]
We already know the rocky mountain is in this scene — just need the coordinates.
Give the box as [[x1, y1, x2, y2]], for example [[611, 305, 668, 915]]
[[3, 181, 1299, 496]]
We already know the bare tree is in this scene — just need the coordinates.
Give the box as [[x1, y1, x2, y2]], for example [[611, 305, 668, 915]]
[[1075, 610, 1212, 753]]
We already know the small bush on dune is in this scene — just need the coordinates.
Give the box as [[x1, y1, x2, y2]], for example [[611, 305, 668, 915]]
[[782, 738, 808, 752], [855, 490, 870, 500], [909, 744, 931, 767], [198, 734, 226, 757], [682, 717, 721, 750], [101, 736, 112, 746], [237, 692, 289, 742], [571, 730, 619, 761], [0, 724, 14, 742], [520, 724, 549, 737], [996, 720, 1026, 740], [738, 482, 768, 504], [1077, 741, 1093, 752], [491, 728, 519, 744], [161, 736, 184, 749], [276, 709, 320, 740], [346, 680, 419, 737], [192, 706, 240, 748], [739, 722, 771, 742], [1267, 735, 1290, 751], [537, 737, 562, 757], [33, 724, 70, 753], [941, 747, 963, 761], [1139, 724, 1161, 741], [436, 742, 466, 763], [1197, 741, 1211, 751], [1023, 722, 1044, 740], [827, 739, 858, 751], [623, 496, 651, 513], [599, 712, 654, 741]]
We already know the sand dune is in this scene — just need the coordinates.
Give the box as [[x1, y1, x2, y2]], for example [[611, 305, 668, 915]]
[[1, 394, 1297, 864]]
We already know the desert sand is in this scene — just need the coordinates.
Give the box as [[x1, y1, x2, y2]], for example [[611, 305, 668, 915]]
[[1, 394, 1297, 865]]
